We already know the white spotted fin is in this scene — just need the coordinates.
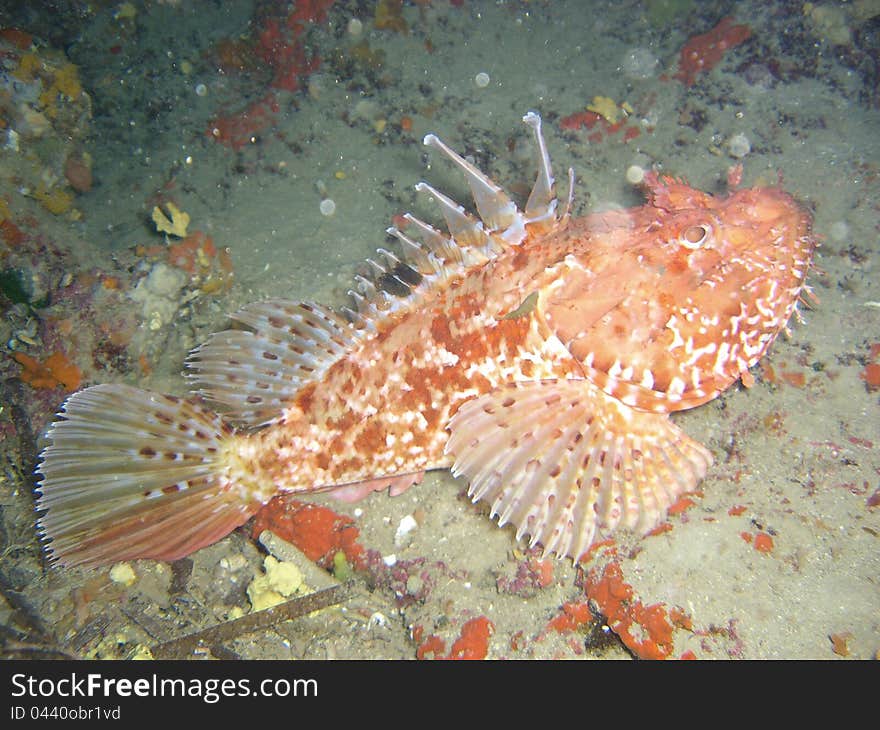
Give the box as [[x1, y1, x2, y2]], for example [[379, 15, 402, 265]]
[[186, 300, 359, 426], [36, 384, 266, 568], [445, 379, 713, 560]]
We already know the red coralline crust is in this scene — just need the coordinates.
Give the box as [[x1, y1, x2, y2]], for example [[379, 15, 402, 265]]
[[255, 0, 332, 90], [252, 496, 365, 569], [753, 532, 774, 553], [286, 0, 335, 31], [667, 495, 696, 515], [208, 96, 278, 150], [447, 616, 494, 660], [207, 2, 333, 147], [559, 110, 641, 144], [530, 557, 554, 587], [622, 125, 641, 142], [415, 616, 495, 660], [256, 19, 317, 91], [1, 218, 27, 247], [546, 601, 593, 634], [167, 230, 215, 274], [13, 351, 83, 392], [560, 110, 602, 131], [741, 531, 774, 553], [416, 633, 446, 660], [578, 538, 616, 563], [584, 562, 690, 660], [0, 27, 33, 50], [781, 369, 806, 388], [646, 522, 673, 537], [674, 17, 751, 86], [861, 363, 880, 390], [860, 344, 880, 390]]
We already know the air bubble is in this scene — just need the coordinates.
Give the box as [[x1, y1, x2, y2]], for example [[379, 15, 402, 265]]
[[474, 72, 490, 88], [320, 199, 336, 217], [829, 221, 849, 242], [626, 165, 645, 185], [621, 48, 658, 80]]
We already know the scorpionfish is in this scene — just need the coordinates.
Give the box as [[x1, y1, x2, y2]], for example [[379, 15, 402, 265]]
[[36, 112, 816, 568]]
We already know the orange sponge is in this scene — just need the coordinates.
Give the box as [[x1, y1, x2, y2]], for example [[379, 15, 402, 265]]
[[13, 351, 82, 391]]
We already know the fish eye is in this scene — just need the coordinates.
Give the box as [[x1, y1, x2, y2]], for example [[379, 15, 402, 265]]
[[680, 224, 711, 249]]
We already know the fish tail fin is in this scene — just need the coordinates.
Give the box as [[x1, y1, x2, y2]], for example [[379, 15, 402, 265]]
[[36, 384, 263, 568]]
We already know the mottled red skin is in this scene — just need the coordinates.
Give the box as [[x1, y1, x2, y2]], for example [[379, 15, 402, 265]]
[[33, 160, 816, 570], [241, 173, 815, 495]]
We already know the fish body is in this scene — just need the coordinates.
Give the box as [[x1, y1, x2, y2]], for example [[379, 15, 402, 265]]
[[36, 113, 816, 568]]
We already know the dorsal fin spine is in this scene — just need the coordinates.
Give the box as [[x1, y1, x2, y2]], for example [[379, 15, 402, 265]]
[[522, 110, 557, 222], [422, 132, 518, 231], [414, 181, 487, 248]]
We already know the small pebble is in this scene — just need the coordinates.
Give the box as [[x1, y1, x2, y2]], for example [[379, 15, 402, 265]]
[[219, 554, 247, 572], [394, 514, 419, 546], [347, 18, 363, 37], [109, 562, 137, 586], [405, 574, 423, 595], [474, 72, 490, 88]]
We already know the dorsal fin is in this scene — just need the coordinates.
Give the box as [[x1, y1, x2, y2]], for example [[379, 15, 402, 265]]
[[192, 114, 567, 428], [342, 112, 566, 330], [415, 110, 565, 247], [422, 133, 519, 231], [186, 300, 359, 426], [522, 111, 557, 222]]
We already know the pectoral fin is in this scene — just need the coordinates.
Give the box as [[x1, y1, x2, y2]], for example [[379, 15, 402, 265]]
[[445, 378, 713, 561]]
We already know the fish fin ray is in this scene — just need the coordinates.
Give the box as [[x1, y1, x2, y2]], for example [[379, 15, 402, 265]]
[[326, 471, 426, 503], [36, 384, 259, 568], [445, 379, 713, 561], [188, 112, 561, 428], [186, 300, 358, 426]]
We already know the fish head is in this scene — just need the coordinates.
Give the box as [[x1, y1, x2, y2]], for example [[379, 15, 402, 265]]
[[540, 173, 817, 411]]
